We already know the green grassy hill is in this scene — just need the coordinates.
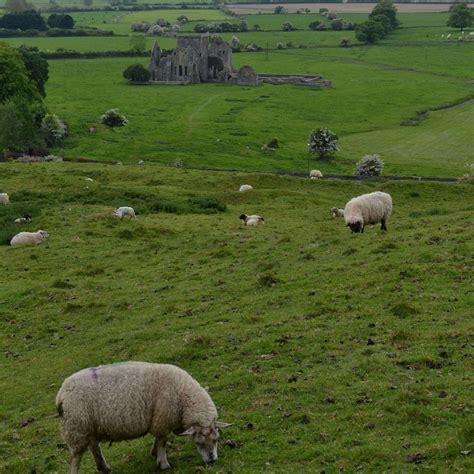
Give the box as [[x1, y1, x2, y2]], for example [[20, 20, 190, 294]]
[[0, 162, 473, 472]]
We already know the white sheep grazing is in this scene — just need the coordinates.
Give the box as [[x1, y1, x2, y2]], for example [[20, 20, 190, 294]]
[[14, 214, 32, 224], [330, 207, 345, 218], [56, 362, 231, 473], [309, 170, 323, 180], [239, 184, 253, 192], [344, 191, 392, 233], [10, 230, 49, 246], [112, 206, 136, 219], [0, 193, 9, 205], [240, 214, 264, 226]]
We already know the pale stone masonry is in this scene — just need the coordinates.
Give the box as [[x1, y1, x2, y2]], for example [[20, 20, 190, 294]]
[[148, 34, 331, 88]]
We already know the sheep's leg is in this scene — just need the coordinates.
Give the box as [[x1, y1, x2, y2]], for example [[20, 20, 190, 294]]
[[381, 219, 387, 231], [154, 437, 170, 470], [90, 441, 110, 473], [69, 450, 85, 474]]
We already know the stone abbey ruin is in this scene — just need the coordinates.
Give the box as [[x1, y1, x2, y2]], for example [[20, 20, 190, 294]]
[[149, 35, 331, 88]]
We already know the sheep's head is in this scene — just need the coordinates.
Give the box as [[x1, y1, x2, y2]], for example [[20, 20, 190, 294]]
[[347, 221, 363, 233], [239, 214, 247, 223], [180, 422, 232, 464], [39, 230, 49, 240], [112, 211, 120, 219]]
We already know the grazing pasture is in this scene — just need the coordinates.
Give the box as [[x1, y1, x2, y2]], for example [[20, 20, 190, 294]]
[[0, 163, 473, 473]]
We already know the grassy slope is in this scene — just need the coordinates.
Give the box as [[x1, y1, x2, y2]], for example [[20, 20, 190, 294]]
[[0, 163, 473, 473]]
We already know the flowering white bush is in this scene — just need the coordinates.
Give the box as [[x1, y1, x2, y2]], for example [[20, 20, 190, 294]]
[[230, 35, 240, 50], [308, 128, 339, 159], [40, 113, 68, 146], [356, 154, 384, 176], [130, 22, 151, 32], [100, 109, 128, 128], [462, 162, 474, 183]]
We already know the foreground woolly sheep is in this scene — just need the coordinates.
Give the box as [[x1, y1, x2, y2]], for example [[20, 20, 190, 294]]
[[344, 191, 392, 233], [240, 214, 264, 226], [309, 170, 323, 180], [0, 193, 9, 205], [330, 207, 345, 218], [10, 230, 48, 246], [56, 362, 231, 473], [239, 184, 253, 192], [112, 206, 136, 219], [14, 214, 32, 224]]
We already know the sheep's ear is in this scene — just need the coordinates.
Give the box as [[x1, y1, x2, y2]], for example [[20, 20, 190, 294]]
[[179, 427, 196, 436], [215, 422, 232, 430]]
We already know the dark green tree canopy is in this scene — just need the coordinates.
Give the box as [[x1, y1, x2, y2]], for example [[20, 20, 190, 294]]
[[47, 13, 75, 29], [0, 10, 47, 31], [447, 2, 473, 30], [19, 45, 49, 97], [123, 64, 150, 83], [369, 0, 399, 30], [355, 19, 387, 44]]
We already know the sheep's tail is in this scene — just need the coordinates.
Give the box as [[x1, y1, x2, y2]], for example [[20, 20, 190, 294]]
[[56, 401, 64, 418]]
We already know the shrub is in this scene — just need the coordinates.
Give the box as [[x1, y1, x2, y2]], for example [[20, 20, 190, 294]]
[[230, 35, 240, 51], [100, 109, 128, 127], [315, 23, 327, 31], [123, 64, 150, 82], [327, 12, 337, 20], [286, 41, 294, 48], [461, 163, 474, 183], [177, 15, 188, 24], [239, 20, 248, 32], [319, 8, 328, 15], [246, 43, 259, 52], [331, 19, 344, 31], [156, 18, 170, 27], [274, 6, 287, 14], [309, 20, 321, 30], [344, 21, 355, 31], [130, 22, 151, 32], [281, 21, 294, 31], [194, 23, 208, 33], [147, 24, 166, 36], [40, 113, 67, 146], [356, 154, 384, 176], [47, 13, 75, 29], [0, 10, 47, 31], [355, 20, 387, 43], [267, 138, 279, 149], [276, 42, 284, 49], [308, 128, 339, 159], [253, 24, 260, 31], [369, 0, 399, 30]]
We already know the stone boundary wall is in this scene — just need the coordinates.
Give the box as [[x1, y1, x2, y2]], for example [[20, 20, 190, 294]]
[[258, 73, 331, 87]]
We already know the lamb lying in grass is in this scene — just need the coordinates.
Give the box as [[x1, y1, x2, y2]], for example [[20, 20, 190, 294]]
[[14, 214, 32, 224], [330, 207, 344, 218], [10, 230, 48, 246], [112, 206, 136, 219], [0, 193, 9, 205], [240, 214, 265, 226], [56, 362, 231, 473], [239, 184, 253, 192], [344, 191, 392, 233]]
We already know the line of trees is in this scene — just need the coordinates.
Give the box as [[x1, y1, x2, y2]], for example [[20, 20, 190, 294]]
[[0, 10, 75, 31]]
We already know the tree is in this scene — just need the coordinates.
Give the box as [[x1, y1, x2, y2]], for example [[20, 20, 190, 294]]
[[281, 21, 294, 32], [369, 0, 399, 30], [0, 10, 47, 30], [47, 13, 75, 29], [5, 0, 34, 13], [355, 20, 387, 44], [447, 2, 473, 30], [309, 21, 321, 30], [308, 128, 339, 159], [123, 64, 150, 82], [274, 6, 287, 14], [129, 35, 146, 53], [19, 45, 49, 97]]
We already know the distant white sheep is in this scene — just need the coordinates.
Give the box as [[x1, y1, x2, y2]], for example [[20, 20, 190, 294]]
[[309, 170, 323, 179], [239, 184, 253, 192], [56, 362, 231, 473], [0, 193, 9, 205], [240, 214, 264, 226], [14, 214, 32, 224], [330, 207, 344, 218], [344, 191, 392, 233], [10, 230, 49, 246], [112, 206, 136, 219]]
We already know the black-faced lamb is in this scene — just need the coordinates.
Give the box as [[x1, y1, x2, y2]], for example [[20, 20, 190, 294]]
[[14, 214, 32, 224], [10, 230, 49, 246], [56, 362, 231, 473], [330, 207, 344, 218], [344, 191, 392, 233], [239, 214, 264, 226]]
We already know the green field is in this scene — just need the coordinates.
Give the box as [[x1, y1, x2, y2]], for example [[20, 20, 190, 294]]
[[0, 163, 473, 473]]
